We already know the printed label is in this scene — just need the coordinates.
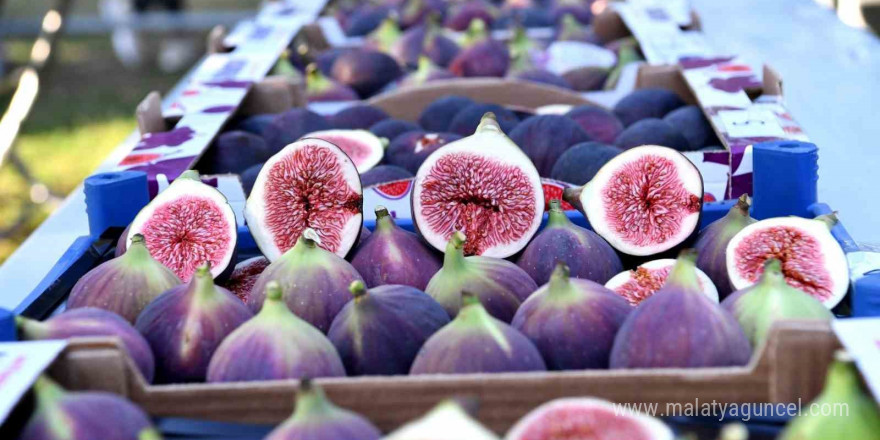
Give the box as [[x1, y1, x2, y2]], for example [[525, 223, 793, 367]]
[[718, 109, 787, 138], [0, 341, 67, 424]]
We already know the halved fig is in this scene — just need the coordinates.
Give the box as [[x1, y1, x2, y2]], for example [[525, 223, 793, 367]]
[[505, 398, 673, 440], [300, 129, 385, 173], [245, 138, 363, 261], [127, 171, 237, 281], [605, 258, 719, 306], [221, 256, 270, 304], [412, 113, 544, 258], [726, 215, 849, 308], [564, 145, 703, 257]]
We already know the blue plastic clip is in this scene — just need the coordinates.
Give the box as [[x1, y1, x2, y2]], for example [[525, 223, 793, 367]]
[[84, 171, 150, 239], [752, 141, 819, 220]]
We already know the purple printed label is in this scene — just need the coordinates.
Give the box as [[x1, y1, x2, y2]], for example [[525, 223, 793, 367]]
[[134, 127, 196, 150]]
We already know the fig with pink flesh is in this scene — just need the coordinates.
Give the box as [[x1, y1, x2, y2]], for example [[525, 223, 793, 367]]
[[413, 113, 543, 257], [517, 200, 622, 286], [221, 256, 270, 303], [386, 131, 462, 174], [135, 263, 253, 383], [511, 263, 631, 370], [17, 308, 156, 382], [351, 206, 441, 289], [19, 377, 161, 440], [246, 137, 363, 261], [425, 231, 537, 322], [410, 291, 546, 374], [68, 233, 181, 324], [694, 194, 756, 299], [386, 400, 500, 440], [328, 281, 450, 375], [505, 398, 674, 440], [563, 145, 703, 257], [207, 282, 345, 382], [247, 229, 363, 333], [605, 258, 719, 306], [305, 64, 360, 102], [126, 171, 238, 281], [265, 379, 381, 440], [301, 129, 385, 173], [610, 251, 752, 369], [726, 215, 849, 309], [722, 259, 833, 348]]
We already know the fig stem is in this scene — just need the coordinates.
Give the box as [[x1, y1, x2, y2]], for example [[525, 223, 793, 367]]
[[192, 262, 218, 300], [546, 200, 571, 227], [815, 213, 839, 230], [292, 378, 334, 421], [178, 170, 200, 181], [14, 315, 46, 339], [548, 262, 574, 299], [349, 280, 368, 299], [374, 206, 393, 230], [305, 63, 333, 92], [562, 186, 585, 213], [300, 228, 322, 248], [475, 112, 501, 134], [33, 376, 66, 409], [666, 249, 700, 292], [444, 232, 468, 271], [124, 233, 153, 264], [260, 282, 297, 320], [758, 258, 786, 288]]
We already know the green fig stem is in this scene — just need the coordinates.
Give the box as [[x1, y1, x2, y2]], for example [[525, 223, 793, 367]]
[[292, 378, 334, 421], [815, 213, 839, 230], [299, 228, 321, 249], [547, 262, 574, 299], [546, 200, 571, 228], [191, 262, 218, 300], [306, 63, 333, 92], [562, 185, 585, 213], [757, 258, 786, 289], [475, 112, 501, 134], [443, 231, 468, 272], [33, 376, 66, 409], [559, 14, 581, 40], [733, 194, 751, 214], [15, 315, 47, 339], [667, 249, 700, 291], [349, 280, 368, 300], [374, 206, 395, 232], [178, 170, 200, 181], [463, 18, 487, 46], [259, 281, 295, 319], [123, 233, 153, 264]]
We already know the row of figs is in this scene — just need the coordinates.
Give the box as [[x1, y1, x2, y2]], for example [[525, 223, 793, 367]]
[[287, 0, 648, 100], [35, 107, 849, 385], [18, 350, 880, 440]]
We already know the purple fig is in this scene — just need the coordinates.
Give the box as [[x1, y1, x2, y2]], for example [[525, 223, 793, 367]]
[[425, 231, 538, 322], [564, 105, 624, 144], [328, 281, 450, 375], [398, 56, 457, 88], [248, 229, 364, 333], [516, 200, 623, 285], [265, 379, 381, 440], [509, 114, 593, 176], [344, 5, 393, 37], [449, 20, 509, 78], [221, 256, 270, 303], [202, 131, 272, 174], [135, 263, 253, 383], [331, 105, 390, 130], [369, 119, 421, 141], [445, 1, 496, 31], [391, 17, 460, 68], [331, 49, 403, 98], [417, 95, 475, 132], [399, 0, 447, 29], [610, 250, 752, 369], [17, 308, 155, 383], [694, 195, 756, 299], [511, 263, 631, 370], [360, 165, 414, 187], [722, 259, 832, 348], [306, 64, 360, 103], [555, 13, 599, 42], [386, 130, 462, 173], [506, 26, 572, 89], [410, 291, 547, 374], [68, 233, 181, 324], [207, 282, 345, 382], [351, 206, 441, 289], [19, 377, 161, 440]]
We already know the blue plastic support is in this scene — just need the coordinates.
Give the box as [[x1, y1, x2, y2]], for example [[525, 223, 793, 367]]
[[84, 171, 150, 239], [752, 141, 819, 220], [810, 203, 880, 317], [0, 308, 16, 342], [15, 236, 95, 315]]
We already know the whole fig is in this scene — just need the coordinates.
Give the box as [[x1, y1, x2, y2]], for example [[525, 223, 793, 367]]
[[516, 199, 622, 285], [351, 206, 441, 289], [68, 233, 181, 324], [694, 194, 755, 298], [135, 262, 253, 383], [328, 281, 450, 375], [610, 250, 752, 369], [722, 258, 833, 348], [248, 228, 363, 333], [265, 378, 381, 440], [207, 282, 345, 382], [17, 308, 155, 383], [425, 231, 537, 322], [512, 263, 631, 370], [19, 377, 161, 440], [410, 292, 546, 374]]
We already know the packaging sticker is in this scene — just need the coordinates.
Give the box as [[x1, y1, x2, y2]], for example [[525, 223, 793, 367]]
[[832, 318, 880, 402], [0, 340, 67, 424], [718, 109, 787, 139]]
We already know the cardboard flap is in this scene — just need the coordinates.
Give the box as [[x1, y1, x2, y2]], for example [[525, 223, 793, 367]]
[[49, 338, 132, 397], [239, 75, 306, 116], [763, 65, 784, 96], [206, 25, 228, 55], [762, 320, 839, 403], [136, 91, 166, 135], [635, 65, 698, 104]]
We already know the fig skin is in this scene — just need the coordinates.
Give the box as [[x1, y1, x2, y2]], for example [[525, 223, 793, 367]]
[[68, 234, 181, 324], [694, 195, 756, 298], [21, 377, 162, 440], [265, 379, 381, 440], [550, 142, 622, 185], [135, 263, 253, 383], [331, 105, 391, 130], [386, 131, 462, 174], [391, 19, 461, 68], [207, 282, 345, 382], [614, 118, 691, 152], [328, 281, 450, 375], [410, 292, 546, 374], [369, 118, 421, 141], [263, 108, 332, 153], [613, 88, 686, 127], [331, 49, 403, 98], [203, 131, 272, 174], [351, 206, 441, 289], [449, 40, 510, 78], [509, 114, 593, 178], [305, 64, 360, 103], [564, 105, 624, 144], [512, 263, 631, 370], [248, 229, 364, 333], [418, 95, 476, 132], [17, 308, 156, 383], [722, 259, 833, 349], [360, 165, 414, 187], [517, 200, 623, 286], [426, 231, 538, 322], [610, 250, 752, 369]]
